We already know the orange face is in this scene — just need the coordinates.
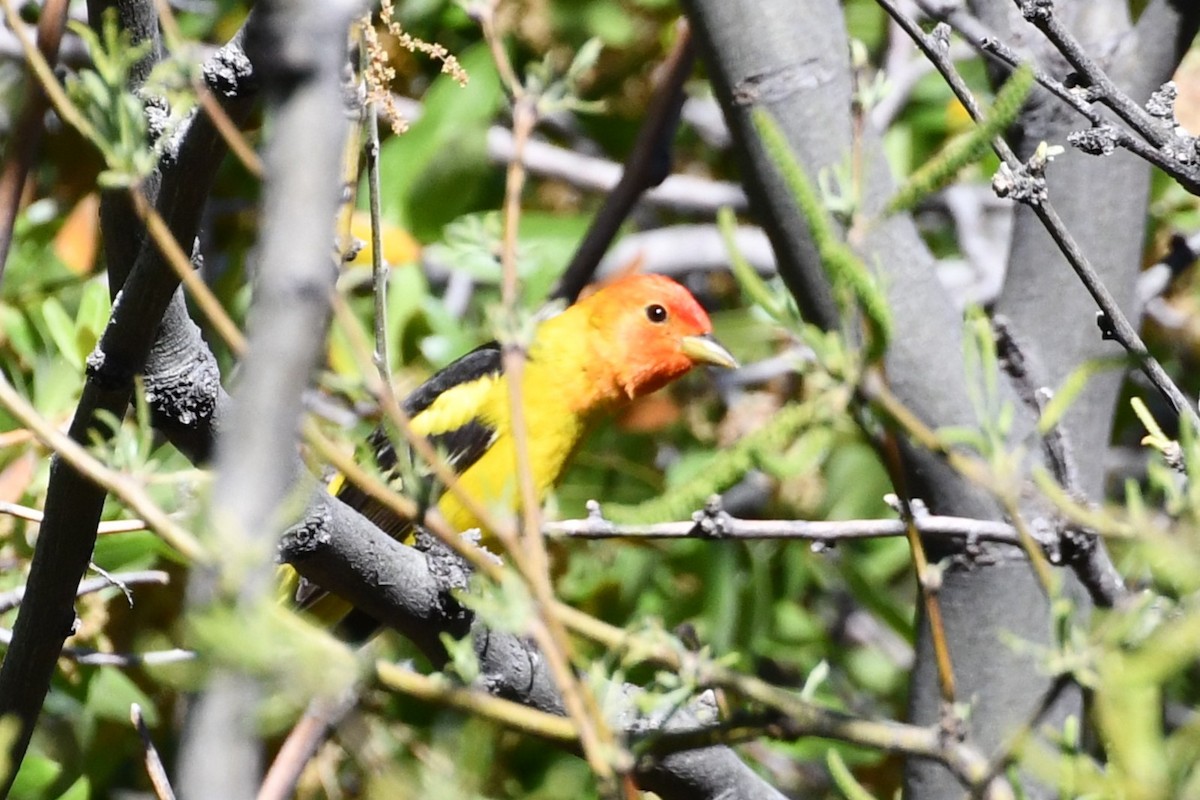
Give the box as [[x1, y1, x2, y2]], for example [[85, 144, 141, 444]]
[[581, 274, 739, 399]]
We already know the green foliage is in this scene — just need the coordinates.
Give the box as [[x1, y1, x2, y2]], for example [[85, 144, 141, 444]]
[[457, 571, 536, 636], [376, 44, 504, 240], [718, 206, 796, 326], [186, 601, 360, 728], [525, 37, 605, 116], [605, 402, 831, 523], [1037, 356, 1129, 435], [828, 748, 879, 800], [14, 2, 1200, 799], [751, 108, 893, 362], [65, 10, 195, 187], [885, 64, 1034, 214]]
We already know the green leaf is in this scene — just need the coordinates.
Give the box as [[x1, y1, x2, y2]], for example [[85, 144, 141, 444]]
[[1038, 357, 1128, 435], [439, 632, 481, 684], [406, 128, 493, 240], [457, 571, 535, 635], [827, 749, 878, 800], [718, 206, 788, 324], [385, 266, 431, 373], [751, 108, 892, 361], [377, 44, 503, 237], [92, 529, 181, 569], [10, 754, 62, 800], [0, 304, 39, 365], [75, 279, 111, 340], [800, 660, 830, 700], [39, 297, 83, 370], [86, 666, 160, 726], [53, 776, 90, 800], [566, 38, 603, 85]]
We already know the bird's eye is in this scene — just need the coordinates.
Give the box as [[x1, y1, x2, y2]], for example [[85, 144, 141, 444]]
[[645, 304, 668, 323]]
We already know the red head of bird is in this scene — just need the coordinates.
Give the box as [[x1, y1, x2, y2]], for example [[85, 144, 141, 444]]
[[542, 273, 738, 404]]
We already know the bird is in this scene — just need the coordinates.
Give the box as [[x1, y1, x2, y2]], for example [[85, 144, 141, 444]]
[[292, 273, 737, 622]]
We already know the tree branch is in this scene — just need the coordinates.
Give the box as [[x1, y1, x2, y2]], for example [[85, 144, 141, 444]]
[[0, 8, 255, 785], [174, 1, 359, 797]]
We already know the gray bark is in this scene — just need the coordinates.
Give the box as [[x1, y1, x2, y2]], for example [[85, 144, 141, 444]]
[[173, 1, 360, 798], [674, 0, 1200, 796]]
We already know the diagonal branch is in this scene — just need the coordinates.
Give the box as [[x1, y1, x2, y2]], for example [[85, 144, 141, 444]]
[[173, 1, 360, 797], [877, 0, 1199, 434], [552, 19, 697, 303], [0, 6, 256, 785]]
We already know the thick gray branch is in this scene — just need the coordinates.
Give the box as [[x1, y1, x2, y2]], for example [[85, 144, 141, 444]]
[[174, 1, 360, 798], [681, 1, 1093, 797], [280, 506, 790, 800]]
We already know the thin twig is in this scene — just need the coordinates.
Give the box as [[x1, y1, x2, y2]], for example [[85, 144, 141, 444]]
[[877, 420, 957, 703], [327, 287, 629, 781], [916, 1, 1200, 194], [482, 8, 625, 788], [974, 673, 1073, 796], [1028, 199, 1196, 429], [991, 319, 1127, 605], [0, 0, 69, 282], [478, 0, 522, 98], [0, 569, 170, 614], [862, 366, 1134, 607], [0, 500, 149, 536], [544, 509, 1023, 543], [557, 604, 1013, 800], [998, 497, 1058, 597], [256, 692, 357, 800], [0, 627, 194, 667], [301, 418, 503, 582], [0, 0, 99, 143], [976, 38, 1199, 192], [132, 703, 177, 800], [1021, 2, 1168, 148], [129, 186, 247, 355], [2, 0, 246, 356], [376, 660, 577, 742], [365, 70, 390, 387], [323, 292, 523, 575], [196, 86, 263, 177], [149, 0, 263, 177], [876, 0, 1200, 432]]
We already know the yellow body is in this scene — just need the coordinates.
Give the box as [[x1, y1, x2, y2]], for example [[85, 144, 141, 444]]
[[412, 310, 615, 535], [284, 273, 737, 624]]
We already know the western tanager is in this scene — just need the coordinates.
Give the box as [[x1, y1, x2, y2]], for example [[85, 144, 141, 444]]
[[293, 274, 737, 617]]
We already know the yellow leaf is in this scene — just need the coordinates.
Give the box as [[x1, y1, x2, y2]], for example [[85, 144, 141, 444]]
[[347, 210, 421, 267]]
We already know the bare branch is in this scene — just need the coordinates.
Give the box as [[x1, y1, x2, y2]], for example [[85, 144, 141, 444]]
[[0, 569, 170, 614], [878, 0, 1200, 433], [174, 1, 360, 798], [0, 627, 194, 667], [544, 507, 1024, 545], [132, 702, 177, 800], [256, 693, 357, 800], [553, 19, 697, 302]]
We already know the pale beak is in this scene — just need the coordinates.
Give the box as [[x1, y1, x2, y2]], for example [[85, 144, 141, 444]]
[[680, 334, 739, 369]]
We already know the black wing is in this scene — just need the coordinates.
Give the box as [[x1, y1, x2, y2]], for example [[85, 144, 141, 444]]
[[333, 341, 504, 532]]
